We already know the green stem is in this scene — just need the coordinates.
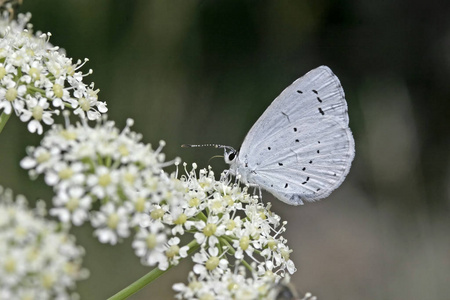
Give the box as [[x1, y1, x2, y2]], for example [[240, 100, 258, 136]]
[[0, 112, 11, 134], [27, 85, 45, 94], [221, 238, 253, 271], [107, 239, 200, 300]]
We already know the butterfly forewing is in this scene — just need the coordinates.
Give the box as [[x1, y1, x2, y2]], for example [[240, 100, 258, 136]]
[[240, 66, 349, 156]]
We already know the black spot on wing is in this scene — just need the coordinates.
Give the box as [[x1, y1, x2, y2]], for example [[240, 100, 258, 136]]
[[296, 90, 303, 94], [318, 107, 325, 115], [312, 89, 318, 94]]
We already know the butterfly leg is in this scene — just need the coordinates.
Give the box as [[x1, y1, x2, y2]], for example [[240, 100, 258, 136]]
[[252, 185, 262, 200], [221, 169, 231, 182]]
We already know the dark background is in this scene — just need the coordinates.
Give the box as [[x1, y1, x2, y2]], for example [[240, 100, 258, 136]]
[[1, 1, 449, 299]]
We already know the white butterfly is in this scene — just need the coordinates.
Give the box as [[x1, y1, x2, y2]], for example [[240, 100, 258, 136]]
[[185, 66, 355, 205]]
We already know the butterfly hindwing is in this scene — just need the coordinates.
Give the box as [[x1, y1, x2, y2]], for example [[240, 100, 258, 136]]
[[240, 116, 354, 205]]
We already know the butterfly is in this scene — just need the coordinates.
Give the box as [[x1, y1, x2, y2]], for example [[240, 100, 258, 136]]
[[184, 66, 355, 205]]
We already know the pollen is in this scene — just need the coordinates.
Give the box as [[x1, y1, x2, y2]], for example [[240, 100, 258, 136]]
[[98, 173, 112, 187], [165, 245, 180, 258], [205, 256, 220, 270], [53, 83, 64, 98], [66, 197, 79, 212], [58, 167, 74, 179], [29, 67, 41, 80], [203, 223, 217, 237], [146, 233, 157, 249], [151, 208, 165, 220], [107, 213, 120, 229], [5, 87, 17, 102], [78, 97, 91, 111], [174, 213, 187, 225], [32, 105, 44, 121], [239, 236, 250, 250]]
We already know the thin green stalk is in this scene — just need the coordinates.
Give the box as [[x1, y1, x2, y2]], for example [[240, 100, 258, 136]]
[[107, 239, 200, 300], [0, 112, 11, 134], [220, 238, 253, 271]]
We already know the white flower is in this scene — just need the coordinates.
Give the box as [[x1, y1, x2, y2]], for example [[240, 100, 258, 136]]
[[20, 145, 61, 175], [87, 166, 120, 199], [0, 77, 26, 115], [192, 247, 228, 280], [0, 186, 87, 299], [50, 186, 92, 226], [193, 215, 226, 248], [19, 96, 56, 134], [158, 237, 189, 271], [0, 12, 107, 134], [44, 161, 85, 188], [91, 202, 131, 245], [132, 221, 168, 267]]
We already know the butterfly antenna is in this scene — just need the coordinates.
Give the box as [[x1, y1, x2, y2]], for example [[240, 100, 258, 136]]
[[182, 143, 228, 149], [182, 144, 237, 153]]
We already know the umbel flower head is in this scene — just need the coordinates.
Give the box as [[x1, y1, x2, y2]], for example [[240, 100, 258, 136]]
[[21, 113, 182, 245], [155, 164, 297, 299], [0, 186, 88, 300], [0, 12, 107, 134], [21, 115, 298, 298]]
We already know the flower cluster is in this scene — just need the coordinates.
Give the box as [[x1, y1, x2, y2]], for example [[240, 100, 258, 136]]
[[0, 5, 306, 299], [159, 165, 296, 299], [175, 272, 315, 300], [0, 186, 88, 300], [21, 116, 297, 297], [0, 12, 107, 134], [21, 114, 181, 245]]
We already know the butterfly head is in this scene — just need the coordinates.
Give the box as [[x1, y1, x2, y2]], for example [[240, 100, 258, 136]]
[[223, 146, 238, 165], [181, 143, 238, 165]]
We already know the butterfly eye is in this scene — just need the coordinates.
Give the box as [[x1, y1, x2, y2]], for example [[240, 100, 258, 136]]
[[228, 152, 236, 161]]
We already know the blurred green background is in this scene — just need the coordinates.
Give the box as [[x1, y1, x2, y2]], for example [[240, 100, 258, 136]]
[[1, 0, 449, 299]]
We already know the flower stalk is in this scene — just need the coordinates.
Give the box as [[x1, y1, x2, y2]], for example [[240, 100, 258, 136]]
[[0, 111, 10, 133], [108, 240, 200, 300]]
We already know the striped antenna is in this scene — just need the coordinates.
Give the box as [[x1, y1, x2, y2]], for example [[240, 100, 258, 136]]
[[182, 144, 229, 149]]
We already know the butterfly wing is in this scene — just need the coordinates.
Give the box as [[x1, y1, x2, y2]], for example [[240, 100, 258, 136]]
[[237, 66, 354, 205], [242, 116, 354, 205], [239, 66, 349, 156]]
